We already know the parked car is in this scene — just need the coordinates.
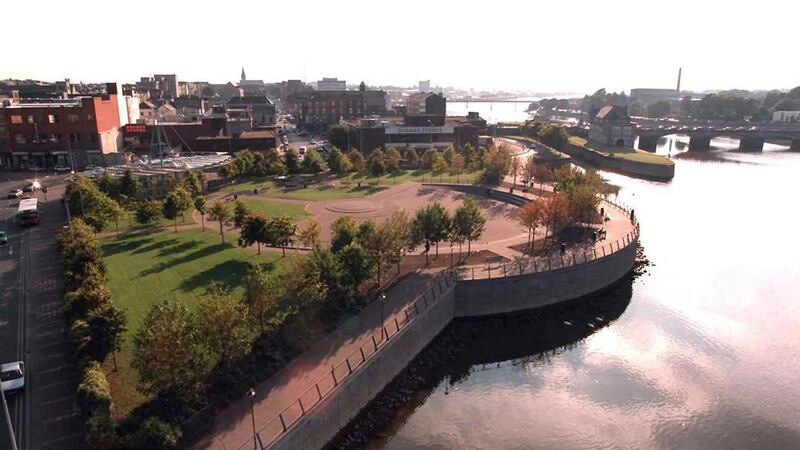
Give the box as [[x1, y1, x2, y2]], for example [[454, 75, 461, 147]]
[[54, 165, 72, 173], [0, 231, 7, 246], [299, 146, 307, 154], [7, 189, 22, 199], [22, 183, 37, 192], [0, 361, 25, 392]]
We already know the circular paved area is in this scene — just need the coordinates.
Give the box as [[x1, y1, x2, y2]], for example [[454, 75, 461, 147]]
[[324, 200, 381, 214]]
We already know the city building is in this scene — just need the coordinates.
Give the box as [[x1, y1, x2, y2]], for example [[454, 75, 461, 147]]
[[296, 87, 387, 131], [227, 95, 275, 126], [588, 105, 634, 148], [340, 112, 487, 153], [418, 80, 431, 92], [0, 78, 73, 99], [0, 83, 124, 168], [238, 67, 267, 96], [135, 74, 179, 101], [405, 92, 446, 115], [316, 77, 346, 91], [772, 111, 800, 123]]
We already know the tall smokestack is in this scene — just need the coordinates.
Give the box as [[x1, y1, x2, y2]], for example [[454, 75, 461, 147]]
[[676, 67, 682, 93]]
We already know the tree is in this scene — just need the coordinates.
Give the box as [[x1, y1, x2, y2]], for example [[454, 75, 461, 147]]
[[119, 169, 141, 200], [647, 101, 671, 118], [97, 171, 118, 199], [421, 148, 438, 169], [328, 147, 352, 174], [368, 149, 386, 178], [443, 145, 456, 165], [384, 147, 402, 173], [243, 263, 283, 334], [208, 202, 231, 244], [432, 155, 448, 180], [193, 196, 207, 231], [347, 148, 366, 172], [132, 301, 212, 397], [532, 163, 553, 193], [297, 219, 321, 248], [267, 216, 296, 256], [450, 154, 466, 182], [510, 156, 521, 190], [183, 171, 202, 196], [336, 242, 374, 292], [482, 146, 512, 184], [537, 124, 568, 149], [404, 147, 420, 168], [134, 200, 161, 226], [517, 200, 544, 253], [331, 215, 358, 253], [233, 199, 251, 228], [65, 176, 124, 232], [302, 148, 326, 173], [411, 203, 451, 264], [461, 142, 476, 167], [162, 188, 192, 232], [275, 258, 328, 321], [284, 148, 300, 173], [197, 292, 256, 365], [542, 194, 571, 241], [453, 198, 486, 254], [240, 214, 269, 254], [90, 302, 128, 370], [327, 124, 348, 150]]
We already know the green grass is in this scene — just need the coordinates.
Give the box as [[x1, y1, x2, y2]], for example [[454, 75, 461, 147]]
[[338, 168, 484, 185], [100, 228, 295, 416], [113, 211, 195, 232], [238, 197, 310, 222], [568, 136, 673, 166], [264, 185, 385, 200]]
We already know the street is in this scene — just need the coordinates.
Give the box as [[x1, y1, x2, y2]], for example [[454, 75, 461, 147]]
[[0, 172, 85, 450]]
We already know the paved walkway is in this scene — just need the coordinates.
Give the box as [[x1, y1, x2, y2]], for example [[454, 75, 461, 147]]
[[192, 269, 443, 450]]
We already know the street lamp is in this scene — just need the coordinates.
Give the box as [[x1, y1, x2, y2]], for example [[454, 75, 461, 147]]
[[450, 243, 454, 267], [1, 383, 18, 450], [248, 388, 257, 450], [380, 293, 386, 341]]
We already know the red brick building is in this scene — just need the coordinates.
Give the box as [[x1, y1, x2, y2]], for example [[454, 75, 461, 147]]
[[0, 83, 123, 169]]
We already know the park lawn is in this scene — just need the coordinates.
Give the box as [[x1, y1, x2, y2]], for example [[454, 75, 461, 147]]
[[568, 136, 673, 166], [100, 228, 295, 417], [263, 185, 385, 201], [338, 167, 484, 185], [113, 211, 196, 233], [220, 174, 324, 193], [238, 197, 310, 222]]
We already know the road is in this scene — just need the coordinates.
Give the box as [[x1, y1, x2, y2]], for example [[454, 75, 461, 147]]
[[0, 171, 85, 450]]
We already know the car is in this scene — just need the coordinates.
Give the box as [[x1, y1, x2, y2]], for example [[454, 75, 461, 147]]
[[299, 146, 307, 154], [0, 361, 25, 392], [22, 183, 37, 192], [27, 166, 43, 172], [0, 231, 7, 246], [54, 165, 72, 173], [7, 189, 22, 199], [310, 139, 317, 145]]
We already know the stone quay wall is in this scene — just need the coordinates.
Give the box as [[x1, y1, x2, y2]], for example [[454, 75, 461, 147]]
[[562, 142, 675, 181]]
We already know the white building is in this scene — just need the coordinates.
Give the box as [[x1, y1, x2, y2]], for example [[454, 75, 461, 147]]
[[772, 111, 800, 123], [316, 77, 346, 91], [418, 80, 430, 92]]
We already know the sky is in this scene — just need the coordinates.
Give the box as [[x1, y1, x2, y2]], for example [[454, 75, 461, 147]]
[[2, 0, 797, 95]]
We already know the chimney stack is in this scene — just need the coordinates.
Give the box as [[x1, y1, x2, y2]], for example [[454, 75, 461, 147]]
[[676, 67, 682, 93]]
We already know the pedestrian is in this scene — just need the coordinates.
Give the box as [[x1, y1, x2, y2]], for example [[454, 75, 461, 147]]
[[630, 209, 635, 222], [560, 242, 566, 254], [600, 207, 604, 217]]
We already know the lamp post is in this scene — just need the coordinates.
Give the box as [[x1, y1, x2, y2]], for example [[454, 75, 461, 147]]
[[248, 388, 257, 450], [450, 243, 454, 267], [380, 293, 386, 341], [1, 384, 18, 450]]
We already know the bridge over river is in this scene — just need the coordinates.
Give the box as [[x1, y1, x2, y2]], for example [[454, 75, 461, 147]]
[[632, 119, 800, 151]]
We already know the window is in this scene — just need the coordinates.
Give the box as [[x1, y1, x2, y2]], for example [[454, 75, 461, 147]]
[[48, 114, 59, 124], [10, 115, 23, 124], [27, 115, 35, 124], [70, 132, 80, 143], [67, 114, 79, 124], [87, 114, 94, 122], [15, 134, 26, 144]]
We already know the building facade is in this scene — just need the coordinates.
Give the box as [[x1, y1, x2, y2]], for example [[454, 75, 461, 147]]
[[316, 77, 346, 91], [772, 110, 800, 123], [297, 89, 387, 131], [588, 105, 634, 148], [0, 83, 123, 168]]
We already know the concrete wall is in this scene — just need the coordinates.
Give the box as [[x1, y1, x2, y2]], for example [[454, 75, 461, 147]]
[[454, 237, 637, 317], [269, 236, 638, 450], [563, 143, 675, 181]]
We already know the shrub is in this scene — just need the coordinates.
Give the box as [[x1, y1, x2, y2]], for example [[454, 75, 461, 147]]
[[125, 416, 182, 450], [76, 362, 112, 418]]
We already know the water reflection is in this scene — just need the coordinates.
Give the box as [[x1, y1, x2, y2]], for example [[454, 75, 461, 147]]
[[372, 144, 800, 450]]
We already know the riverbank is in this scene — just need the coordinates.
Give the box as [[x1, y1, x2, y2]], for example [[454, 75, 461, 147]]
[[565, 136, 675, 181]]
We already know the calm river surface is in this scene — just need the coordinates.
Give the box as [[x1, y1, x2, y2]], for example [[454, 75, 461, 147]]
[[374, 138, 800, 449]]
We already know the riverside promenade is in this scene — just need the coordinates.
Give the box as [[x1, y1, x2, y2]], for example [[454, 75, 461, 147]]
[[193, 186, 638, 450]]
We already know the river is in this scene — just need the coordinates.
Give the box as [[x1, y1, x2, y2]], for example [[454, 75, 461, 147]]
[[447, 101, 534, 123], [371, 138, 800, 449]]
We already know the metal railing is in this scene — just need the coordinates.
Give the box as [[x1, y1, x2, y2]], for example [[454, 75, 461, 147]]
[[234, 270, 459, 450]]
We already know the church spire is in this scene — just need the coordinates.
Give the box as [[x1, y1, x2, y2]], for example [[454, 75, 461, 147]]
[[240, 66, 246, 81]]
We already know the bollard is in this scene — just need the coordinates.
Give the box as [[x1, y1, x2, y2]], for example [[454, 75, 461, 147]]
[[472, 267, 475, 280], [503, 264, 507, 277], [488, 266, 491, 279]]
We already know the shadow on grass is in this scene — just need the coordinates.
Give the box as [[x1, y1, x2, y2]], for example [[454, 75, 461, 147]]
[[101, 237, 154, 256], [155, 239, 201, 258], [138, 242, 232, 277], [178, 259, 276, 294], [130, 238, 180, 256]]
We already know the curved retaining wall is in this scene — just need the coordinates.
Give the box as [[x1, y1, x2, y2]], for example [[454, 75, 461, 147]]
[[562, 143, 675, 181]]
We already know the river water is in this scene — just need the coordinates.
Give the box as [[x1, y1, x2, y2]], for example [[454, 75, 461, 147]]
[[448, 101, 534, 123], [373, 138, 800, 449]]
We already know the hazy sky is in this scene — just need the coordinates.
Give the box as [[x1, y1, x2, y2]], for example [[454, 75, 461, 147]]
[[3, 0, 797, 94]]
